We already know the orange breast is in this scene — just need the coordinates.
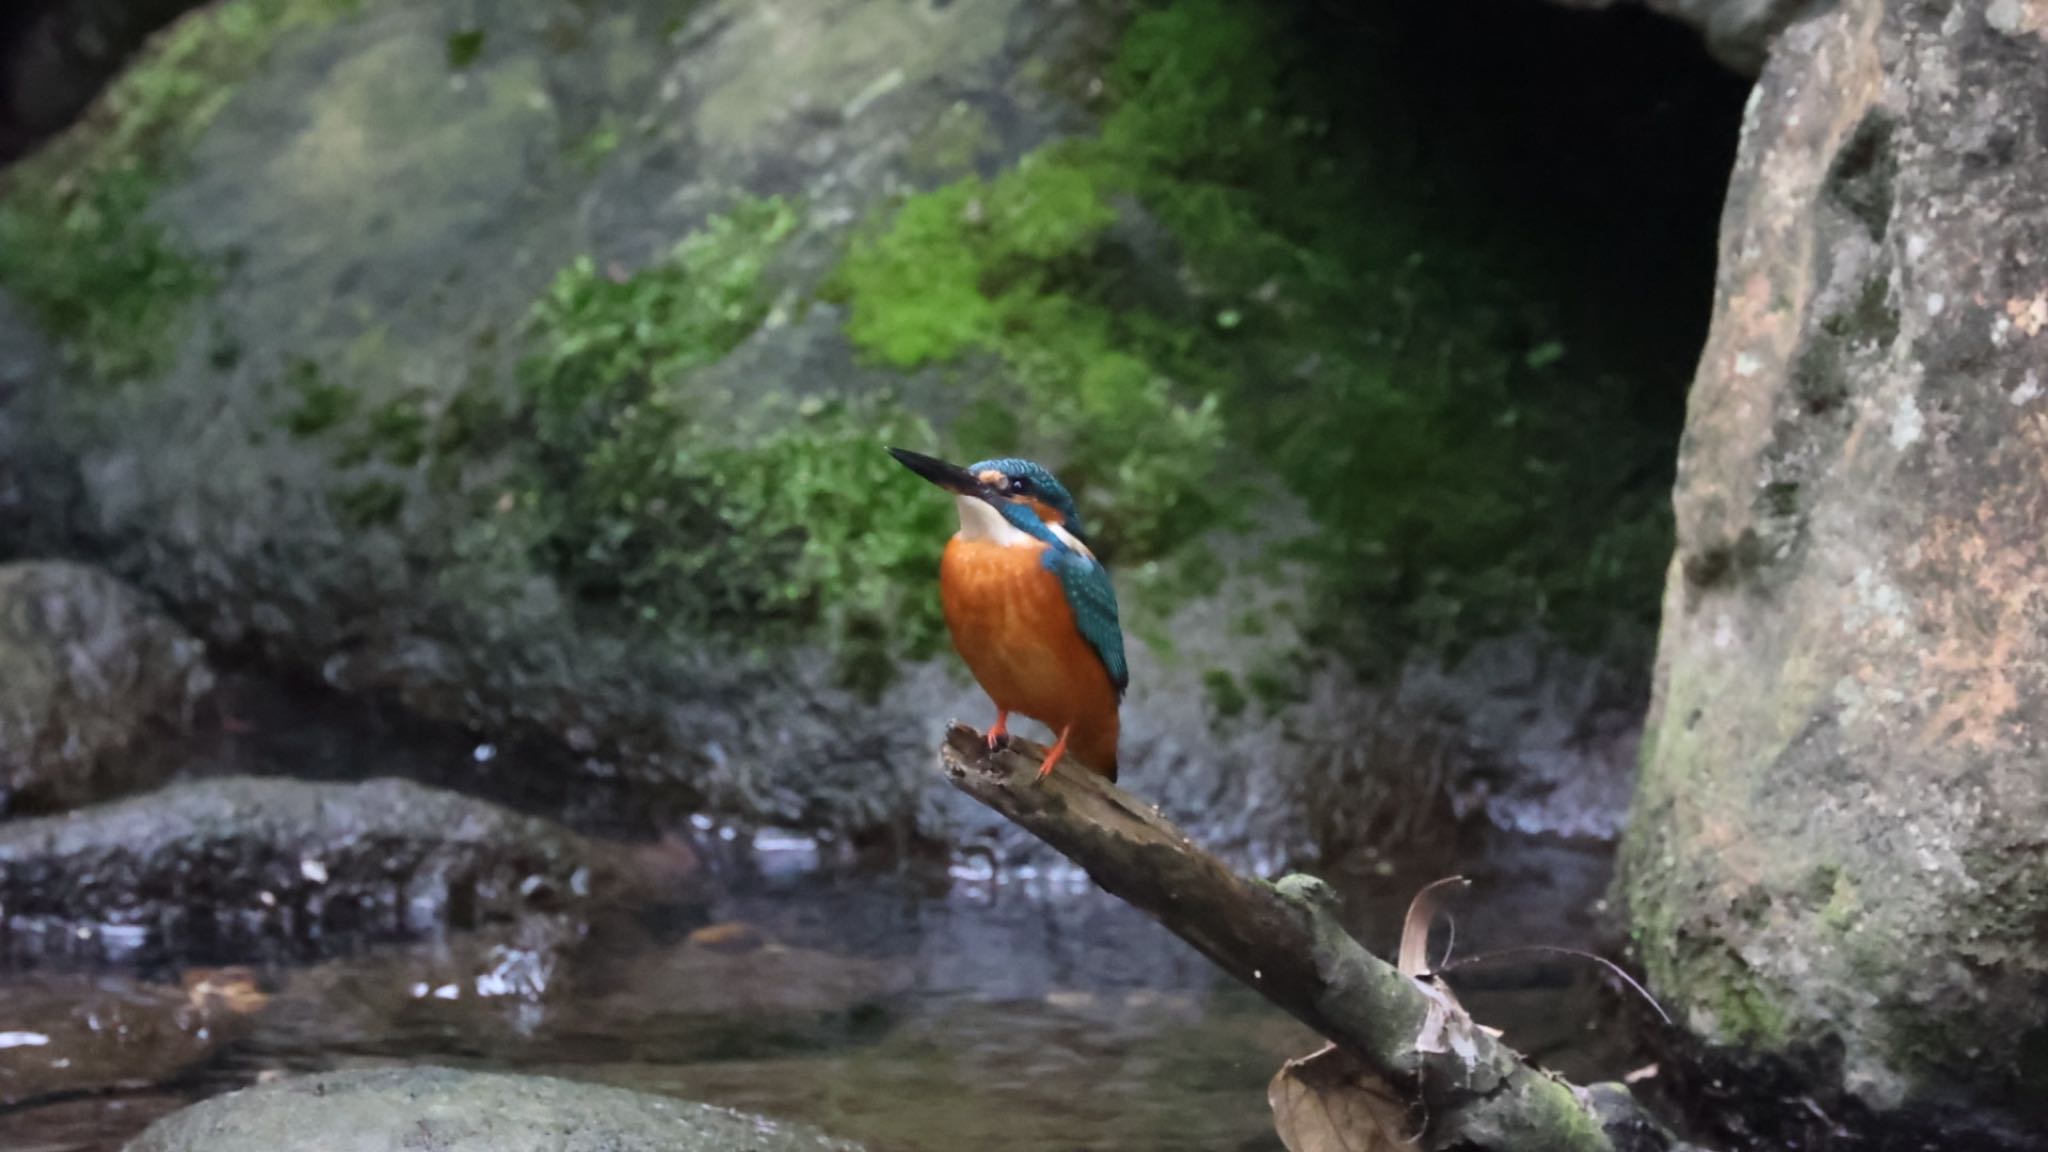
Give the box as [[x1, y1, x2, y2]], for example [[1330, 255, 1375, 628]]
[[940, 537, 1120, 776]]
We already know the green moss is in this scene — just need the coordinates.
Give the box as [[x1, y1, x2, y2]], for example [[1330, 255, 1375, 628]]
[[1203, 669, 1247, 721], [282, 359, 357, 437], [355, 397, 430, 467], [571, 117, 623, 173], [330, 477, 407, 528], [428, 198, 953, 670], [833, 149, 1225, 562], [0, 170, 212, 382], [446, 27, 486, 68], [523, 198, 798, 456], [702, 397, 958, 678], [1245, 659, 1306, 714], [1704, 957, 1792, 1047], [0, 0, 364, 383]]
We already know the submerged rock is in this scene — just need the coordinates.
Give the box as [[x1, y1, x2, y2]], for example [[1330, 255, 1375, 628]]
[[124, 1065, 861, 1152], [1623, 0, 2048, 1141], [548, 939, 914, 1064], [0, 973, 240, 1107], [0, 561, 214, 815], [0, 776, 623, 964], [258, 916, 585, 1054]]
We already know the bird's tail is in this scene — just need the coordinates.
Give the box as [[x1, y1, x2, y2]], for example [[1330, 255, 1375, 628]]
[[1075, 716, 1119, 784]]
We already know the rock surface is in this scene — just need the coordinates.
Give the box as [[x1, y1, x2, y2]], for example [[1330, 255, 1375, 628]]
[[0, 560, 213, 815], [124, 1065, 861, 1152], [0, 776, 622, 964], [1623, 0, 2048, 1139]]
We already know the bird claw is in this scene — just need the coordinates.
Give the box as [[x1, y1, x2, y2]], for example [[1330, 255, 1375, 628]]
[[1033, 728, 1069, 783]]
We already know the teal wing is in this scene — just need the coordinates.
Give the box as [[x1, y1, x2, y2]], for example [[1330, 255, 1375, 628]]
[[1045, 548, 1128, 698]]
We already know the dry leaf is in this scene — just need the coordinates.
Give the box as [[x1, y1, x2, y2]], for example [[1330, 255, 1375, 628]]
[[1397, 876, 1468, 977], [1269, 1044, 1416, 1152], [181, 966, 269, 1015]]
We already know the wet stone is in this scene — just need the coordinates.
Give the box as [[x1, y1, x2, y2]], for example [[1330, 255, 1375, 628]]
[[0, 776, 626, 966], [123, 1065, 863, 1152]]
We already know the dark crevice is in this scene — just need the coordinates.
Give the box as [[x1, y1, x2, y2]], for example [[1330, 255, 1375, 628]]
[[0, 0, 207, 164], [1824, 110, 1900, 241]]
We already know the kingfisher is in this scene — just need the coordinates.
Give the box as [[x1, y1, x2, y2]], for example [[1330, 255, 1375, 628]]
[[887, 448, 1127, 782]]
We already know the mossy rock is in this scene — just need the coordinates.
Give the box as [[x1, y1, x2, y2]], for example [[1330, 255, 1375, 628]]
[[0, 0, 1689, 852]]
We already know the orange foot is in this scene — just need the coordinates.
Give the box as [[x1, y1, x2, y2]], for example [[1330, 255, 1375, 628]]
[[986, 709, 1011, 751], [1035, 725, 1072, 782]]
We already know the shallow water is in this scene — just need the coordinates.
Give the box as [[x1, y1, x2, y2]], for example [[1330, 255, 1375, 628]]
[[0, 823, 1634, 1152]]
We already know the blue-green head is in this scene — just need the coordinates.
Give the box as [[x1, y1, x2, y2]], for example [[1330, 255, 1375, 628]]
[[886, 448, 1092, 550]]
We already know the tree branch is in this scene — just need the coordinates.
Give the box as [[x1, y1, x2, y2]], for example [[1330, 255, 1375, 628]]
[[938, 723, 1682, 1152]]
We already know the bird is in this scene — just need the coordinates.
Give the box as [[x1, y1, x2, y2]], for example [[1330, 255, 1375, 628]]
[[887, 447, 1127, 782]]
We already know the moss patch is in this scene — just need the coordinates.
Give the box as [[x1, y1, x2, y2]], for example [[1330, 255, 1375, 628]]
[[413, 199, 951, 675], [832, 143, 1228, 565], [282, 359, 357, 438], [445, 27, 486, 69], [0, 0, 365, 384]]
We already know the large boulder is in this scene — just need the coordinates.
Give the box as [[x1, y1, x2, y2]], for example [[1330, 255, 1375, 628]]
[[0, 776, 628, 964], [0, 560, 213, 814], [124, 1065, 860, 1152], [1622, 0, 2048, 1139]]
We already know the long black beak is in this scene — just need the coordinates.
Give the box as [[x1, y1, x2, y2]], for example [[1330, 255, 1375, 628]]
[[888, 447, 987, 498]]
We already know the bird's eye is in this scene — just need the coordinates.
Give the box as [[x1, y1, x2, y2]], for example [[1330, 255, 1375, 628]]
[[1009, 476, 1034, 496]]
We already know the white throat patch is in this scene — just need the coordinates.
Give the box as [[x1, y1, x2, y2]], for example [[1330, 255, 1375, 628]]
[[954, 495, 1036, 547], [1046, 521, 1095, 561]]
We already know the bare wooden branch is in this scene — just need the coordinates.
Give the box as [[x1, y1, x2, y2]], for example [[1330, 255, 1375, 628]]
[[938, 723, 1682, 1152]]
